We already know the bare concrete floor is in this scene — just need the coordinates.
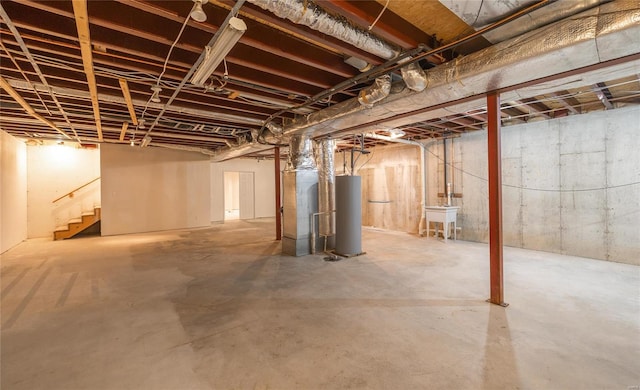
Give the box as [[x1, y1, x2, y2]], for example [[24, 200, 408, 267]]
[[1, 218, 639, 389]]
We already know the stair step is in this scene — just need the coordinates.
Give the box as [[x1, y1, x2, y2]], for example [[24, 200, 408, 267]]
[[54, 208, 101, 241]]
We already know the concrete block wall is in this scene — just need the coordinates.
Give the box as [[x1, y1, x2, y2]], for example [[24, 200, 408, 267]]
[[431, 105, 640, 265]]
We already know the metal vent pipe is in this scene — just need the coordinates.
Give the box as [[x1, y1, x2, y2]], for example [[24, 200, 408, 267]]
[[316, 138, 336, 236]]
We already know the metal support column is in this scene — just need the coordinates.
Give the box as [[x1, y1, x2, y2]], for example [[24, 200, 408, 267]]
[[275, 146, 282, 241], [487, 91, 508, 307]]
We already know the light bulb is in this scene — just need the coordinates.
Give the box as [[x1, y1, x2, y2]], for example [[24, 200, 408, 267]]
[[190, 0, 208, 22]]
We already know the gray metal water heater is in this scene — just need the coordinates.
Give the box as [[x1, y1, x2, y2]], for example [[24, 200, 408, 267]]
[[335, 175, 362, 256]]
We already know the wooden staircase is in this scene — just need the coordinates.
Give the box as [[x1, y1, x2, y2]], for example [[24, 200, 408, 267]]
[[54, 207, 101, 240]]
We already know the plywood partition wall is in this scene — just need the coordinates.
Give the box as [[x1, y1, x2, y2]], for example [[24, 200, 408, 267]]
[[336, 144, 421, 233]]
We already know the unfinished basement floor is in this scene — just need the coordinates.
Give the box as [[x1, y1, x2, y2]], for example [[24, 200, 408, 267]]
[[1, 218, 639, 389]]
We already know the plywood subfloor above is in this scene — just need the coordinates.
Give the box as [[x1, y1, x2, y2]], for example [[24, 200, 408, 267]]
[[374, 0, 475, 44]]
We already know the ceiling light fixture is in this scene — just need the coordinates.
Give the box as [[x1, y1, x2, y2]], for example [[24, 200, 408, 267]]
[[190, 0, 208, 23], [150, 85, 162, 103], [190, 16, 247, 86], [140, 135, 152, 148], [344, 56, 373, 72], [138, 118, 146, 129]]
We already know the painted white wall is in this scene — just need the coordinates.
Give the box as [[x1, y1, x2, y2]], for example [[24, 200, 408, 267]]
[[101, 144, 210, 236], [211, 158, 279, 222], [0, 130, 27, 253], [27, 143, 101, 238]]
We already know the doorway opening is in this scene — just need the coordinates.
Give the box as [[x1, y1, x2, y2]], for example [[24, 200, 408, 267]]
[[223, 171, 255, 221]]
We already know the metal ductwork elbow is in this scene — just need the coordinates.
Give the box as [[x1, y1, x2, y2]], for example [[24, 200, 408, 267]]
[[358, 75, 392, 107], [265, 121, 283, 136], [401, 61, 428, 92]]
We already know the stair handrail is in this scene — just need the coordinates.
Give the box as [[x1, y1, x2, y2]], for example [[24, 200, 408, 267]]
[[52, 177, 101, 203]]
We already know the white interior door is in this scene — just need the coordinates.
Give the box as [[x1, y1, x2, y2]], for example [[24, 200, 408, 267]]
[[223, 171, 240, 220], [239, 172, 255, 220]]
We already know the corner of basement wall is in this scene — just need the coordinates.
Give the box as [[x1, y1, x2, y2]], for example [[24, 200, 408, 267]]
[[1, 130, 28, 254]]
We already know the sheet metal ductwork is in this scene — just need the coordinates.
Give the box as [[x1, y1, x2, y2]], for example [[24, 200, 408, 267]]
[[247, 0, 400, 60], [316, 138, 336, 236]]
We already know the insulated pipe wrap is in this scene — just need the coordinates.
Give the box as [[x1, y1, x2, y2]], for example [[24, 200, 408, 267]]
[[358, 75, 392, 107], [247, 0, 400, 60], [316, 138, 336, 236], [401, 62, 428, 92], [286, 134, 316, 170], [213, 2, 640, 160]]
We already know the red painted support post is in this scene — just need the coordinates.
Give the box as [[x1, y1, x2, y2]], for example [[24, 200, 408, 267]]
[[274, 146, 282, 241], [487, 91, 507, 306]]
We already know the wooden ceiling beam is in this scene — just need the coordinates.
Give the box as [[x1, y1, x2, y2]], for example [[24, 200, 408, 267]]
[[466, 110, 488, 122], [0, 75, 72, 139], [0, 35, 312, 114], [72, 0, 103, 141], [445, 116, 483, 130], [118, 79, 138, 126], [9, 1, 352, 96], [115, 0, 358, 78], [551, 90, 581, 114], [119, 122, 128, 141], [215, 0, 385, 64], [320, 0, 445, 64], [518, 98, 553, 119]]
